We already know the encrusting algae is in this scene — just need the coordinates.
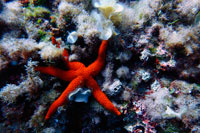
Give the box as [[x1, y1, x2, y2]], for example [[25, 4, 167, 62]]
[[0, 0, 200, 132]]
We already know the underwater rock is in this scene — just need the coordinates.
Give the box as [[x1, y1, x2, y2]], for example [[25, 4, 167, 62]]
[[106, 79, 123, 96], [0, 0, 199, 132]]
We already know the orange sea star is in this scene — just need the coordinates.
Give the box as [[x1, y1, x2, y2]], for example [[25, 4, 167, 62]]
[[35, 40, 121, 120]]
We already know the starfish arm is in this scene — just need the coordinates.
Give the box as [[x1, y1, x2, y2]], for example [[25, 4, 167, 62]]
[[86, 77, 121, 116], [67, 62, 86, 70], [45, 76, 85, 120], [35, 66, 77, 81], [87, 40, 108, 76], [63, 49, 85, 70], [63, 48, 69, 63]]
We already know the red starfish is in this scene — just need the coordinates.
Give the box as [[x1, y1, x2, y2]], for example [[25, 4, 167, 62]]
[[35, 40, 121, 120]]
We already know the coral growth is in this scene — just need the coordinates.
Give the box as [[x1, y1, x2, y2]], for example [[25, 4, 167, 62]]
[[0, 60, 43, 104], [0, 0, 200, 132]]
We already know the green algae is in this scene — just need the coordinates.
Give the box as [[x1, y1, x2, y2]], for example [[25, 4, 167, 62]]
[[25, 6, 50, 19]]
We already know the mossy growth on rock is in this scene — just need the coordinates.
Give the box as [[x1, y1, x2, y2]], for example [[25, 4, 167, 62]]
[[25, 6, 50, 19]]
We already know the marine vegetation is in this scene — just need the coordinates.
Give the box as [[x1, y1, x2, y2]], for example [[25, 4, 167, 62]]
[[0, 0, 200, 132]]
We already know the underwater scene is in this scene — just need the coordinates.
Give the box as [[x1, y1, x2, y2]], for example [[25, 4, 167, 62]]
[[0, 0, 200, 132]]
